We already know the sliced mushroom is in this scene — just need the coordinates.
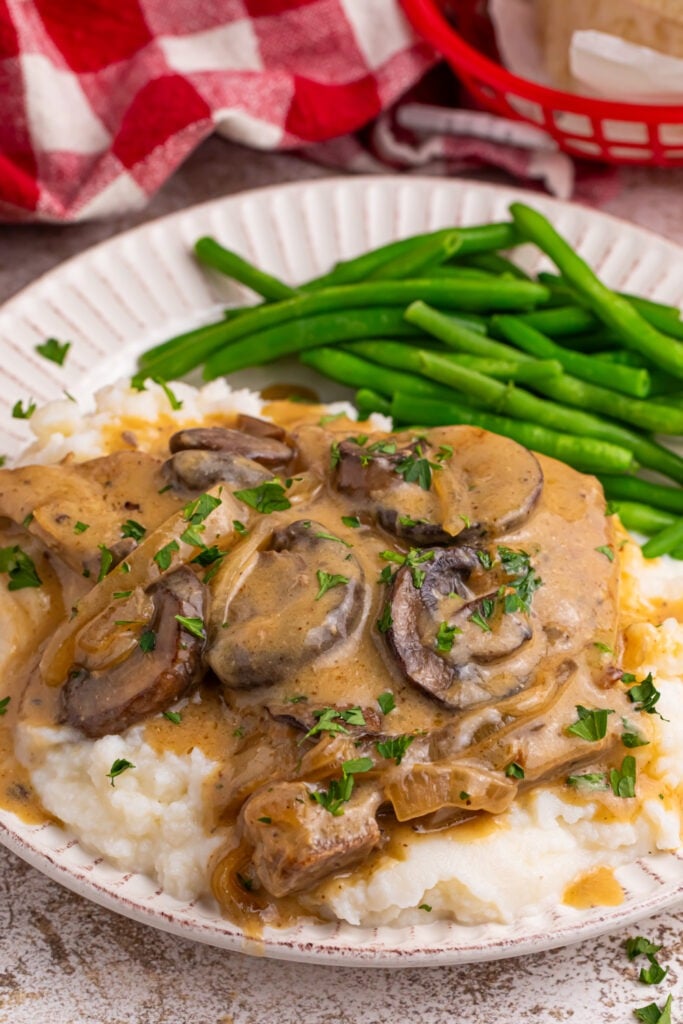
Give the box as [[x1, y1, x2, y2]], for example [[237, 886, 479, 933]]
[[169, 426, 291, 467], [162, 450, 272, 492], [235, 414, 287, 442], [384, 547, 548, 710], [240, 780, 382, 897], [207, 520, 366, 690], [59, 566, 207, 737], [333, 427, 543, 545]]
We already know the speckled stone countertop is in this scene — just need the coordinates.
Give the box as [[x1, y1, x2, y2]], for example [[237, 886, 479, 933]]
[[0, 139, 681, 1024]]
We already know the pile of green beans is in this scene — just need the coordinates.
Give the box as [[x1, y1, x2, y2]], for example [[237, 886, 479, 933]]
[[136, 204, 683, 559]]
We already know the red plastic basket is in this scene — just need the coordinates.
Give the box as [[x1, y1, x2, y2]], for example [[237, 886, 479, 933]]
[[401, 0, 683, 166]]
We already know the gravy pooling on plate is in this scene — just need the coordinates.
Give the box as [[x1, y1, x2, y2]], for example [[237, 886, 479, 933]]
[[0, 402, 651, 926]]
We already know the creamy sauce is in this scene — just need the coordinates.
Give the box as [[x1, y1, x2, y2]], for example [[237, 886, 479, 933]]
[[0, 402, 669, 927]]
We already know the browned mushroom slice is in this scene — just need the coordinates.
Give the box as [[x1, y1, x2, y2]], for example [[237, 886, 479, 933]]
[[384, 547, 547, 710], [59, 566, 207, 738], [207, 520, 366, 690], [235, 413, 287, 442], [169, 426, 291, 467], [162, 449, 272, 492], [333, 427, 543, 545], [241, 780, 382, 897]]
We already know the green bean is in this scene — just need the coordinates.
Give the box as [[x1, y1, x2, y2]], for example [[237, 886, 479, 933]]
[[390, 393, 636, 475], [519, 306, 598, 337], [594, 350, 678, 396], [404, 303, 683, 481], [538, 272, 683, 340], [355, 388, 391, 418], [601, 475, 683, 515], [555, 331, 621, 353], [303, 222, 520, 290], [457, 252, 531, 280], [140, 277, 548, 382], [511, 202, 683, 379], [193, 237, 297, 301], [298, 347, 459, 403], [418, 351, 636, 472], [492, 314, 650, 398], [201, 308, 428, 381], [495, 316, 683, 434], [343, 340, 562, 384], [405, 301, 537, 362], [367, 231, 462, 280], [611, 502, 676, 537]]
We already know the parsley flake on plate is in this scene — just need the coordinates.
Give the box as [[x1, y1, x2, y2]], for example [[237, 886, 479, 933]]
[[35, 337, 71, 366], [106, 758, 135, 786]]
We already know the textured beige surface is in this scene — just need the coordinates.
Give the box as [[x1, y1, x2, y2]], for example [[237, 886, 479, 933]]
[[0, 138, 681, 1023]]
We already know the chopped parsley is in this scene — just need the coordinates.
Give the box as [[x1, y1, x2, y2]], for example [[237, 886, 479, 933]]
[[497, 546, 543, 615], [314, 530, 352, 548], [112, 590, 132, 600], [257, 816, 272, 824], [191, 545, 225, 568], [609, 755, 637, 798], [180, 523, 206, 548], [566, 705, 613, 742], [435, 620, 461, 651], [505, 762, 525, 779], [315, 570, 349, 600], [0, 696, 10, 716], [341, 515, 361, 529], [634, 996, 673, 1024], [375, 734, 415, 765], [419, 903, 432, 912], [394, 445, 441, 491], [567, 773, 609, 791], [163, 710, 182, 725], [626, 936, 663, 960], [232, 519, 248, 535], [330, 441, 341, 469], [97, 544, 114, 582], [376, 602, 393, 634], [626, 673, 667, 720], [106, 758, 135, 786], [377, 692, 395, 715], [594, 641, 614, 655], [309, 756, 373, 816], [304, 706, 366, 740], [0, 545, 42, 590], [153, 539, 179, 571], [622, 718, 650, 749], [379, 547, 435, 589], [626, 936, 669, 986], [476, 550, 494, 570], [139, 629, 156, 653], [35, 337, 71, 365], [11, 398, 36, 419], [120, 519, 146, 542], [73, 521, 89, 534], [183, 493, 222, 524], [595, 544, 615, 561], [469, 605, 493, 633], [233, 480, 291, 514], [318, 411, 346, 426], [174, 615, 206, 639]]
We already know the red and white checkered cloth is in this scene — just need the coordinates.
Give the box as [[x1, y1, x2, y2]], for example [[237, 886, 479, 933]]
[[0, 0, 616, 222], [0, 0, 437, 221]]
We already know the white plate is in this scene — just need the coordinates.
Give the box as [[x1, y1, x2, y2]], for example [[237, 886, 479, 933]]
[[1, 176, 682, 966]]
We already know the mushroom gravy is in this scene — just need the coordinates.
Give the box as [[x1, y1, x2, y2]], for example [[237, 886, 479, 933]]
[[0, 394, 673, 927]]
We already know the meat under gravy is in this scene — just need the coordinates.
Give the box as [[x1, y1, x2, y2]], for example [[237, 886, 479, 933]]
[[0, 408, 640, 926]]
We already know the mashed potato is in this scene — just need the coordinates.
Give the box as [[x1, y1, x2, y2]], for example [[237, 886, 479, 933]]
[[4, 380, 683, 922]]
